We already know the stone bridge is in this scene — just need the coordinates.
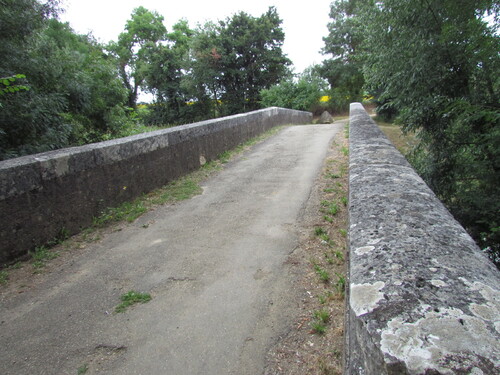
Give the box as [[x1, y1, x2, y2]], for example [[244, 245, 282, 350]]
[[0, 105, 498, 374]]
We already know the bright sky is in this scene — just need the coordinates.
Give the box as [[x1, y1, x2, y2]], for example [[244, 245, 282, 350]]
[[59, 0, 333, 74]]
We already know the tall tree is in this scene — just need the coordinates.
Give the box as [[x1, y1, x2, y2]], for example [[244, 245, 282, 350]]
[[191, 7, 291, 116], [320, 0, 369, 111], [0, 1, 129, 159], [108, 6, 167, 109], [0, 0, 69, 159], [145, 20, 202, 124], [360, 0, 500, 263]]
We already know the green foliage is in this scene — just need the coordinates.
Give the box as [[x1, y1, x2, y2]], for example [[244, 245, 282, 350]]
[[360, 0, 500, 265], [77, 364, 89, 374], [189, 7, 291, 117], [311, 320, 327, 334], [0, 2, 292, 159], [319, 0, 367, 112], [260, 66, 329, 113], [0, 74, 29, 95], [107, 6, 167, 109], [0, 2, 130, 160]]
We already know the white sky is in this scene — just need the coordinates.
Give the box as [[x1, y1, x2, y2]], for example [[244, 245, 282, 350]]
[[59, 0, 333, 74]]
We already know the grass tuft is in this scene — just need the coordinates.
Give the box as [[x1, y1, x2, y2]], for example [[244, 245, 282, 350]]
[[115, 291, 152, 313], [314, 264, 330, 283], [0, 270, 8, 285]]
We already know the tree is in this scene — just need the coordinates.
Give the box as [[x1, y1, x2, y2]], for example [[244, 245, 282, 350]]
[[144, 20, 205, 125], [0, 1, 129, 159], [320, 0, 369, 112], [260, 66, 328, 113], [190, 7, 291, 116], [108, 6, 167, 109], [0, 0, 69, 159], [359, 0, 500, 264]]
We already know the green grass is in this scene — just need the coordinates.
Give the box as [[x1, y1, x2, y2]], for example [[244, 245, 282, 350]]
[[325, 172, 340, 179], [315, 227, 327, 236], [115, 291, 152, 313], [29, 246, 59, 270], [311, 321, 327, 335], [93, 200, 147, 227], [327, 203, 339, 216], [149, 178, 203, 205], [218, 150, 232, 164], [333, 250, 344, 261], [325, 253, 335, 264], [77, 363, 89, 374], [0, 270, 8, 285], [340, 196, 348, 206], [314, 264, 330, 283], [373, 117, 417, 155], [320, 200, 340, 217], [313, 309, 330, 324], [323, 215, 333, 223], [334, 273, 346, 296]]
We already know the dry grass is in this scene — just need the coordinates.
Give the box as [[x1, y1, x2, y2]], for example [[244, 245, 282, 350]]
[[374, 117, 418, 155], [265, 123, 349, 375]]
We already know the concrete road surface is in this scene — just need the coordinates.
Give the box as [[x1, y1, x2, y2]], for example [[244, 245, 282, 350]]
[[0, 123, 342, 375]]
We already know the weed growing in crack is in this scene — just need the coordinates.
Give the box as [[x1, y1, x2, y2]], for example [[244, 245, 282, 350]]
[[115, 291, 152, 313], [77, 364, 89, 374]]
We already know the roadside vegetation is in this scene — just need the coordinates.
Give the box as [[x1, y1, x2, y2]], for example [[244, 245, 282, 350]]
[[266, 122, 349, 374]]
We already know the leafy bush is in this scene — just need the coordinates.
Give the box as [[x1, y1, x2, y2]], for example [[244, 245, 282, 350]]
[[260, 67, 329, 113]]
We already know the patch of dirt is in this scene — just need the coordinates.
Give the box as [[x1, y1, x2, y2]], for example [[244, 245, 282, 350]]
[[265, 123, 349, 375], [0, 222, 126, 303]]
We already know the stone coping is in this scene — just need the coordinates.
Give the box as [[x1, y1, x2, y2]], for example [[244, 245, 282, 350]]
[[346, 103, 499, 374]]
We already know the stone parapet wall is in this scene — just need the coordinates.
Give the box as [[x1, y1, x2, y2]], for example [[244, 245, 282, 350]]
[[0, 107, 312, 264], [346, 103, 499, 374]]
